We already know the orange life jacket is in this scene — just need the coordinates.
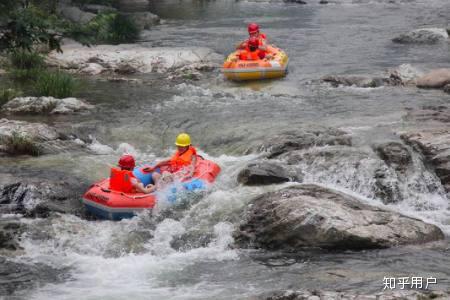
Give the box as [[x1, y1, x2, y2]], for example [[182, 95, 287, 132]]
[[170, 146, 197, 172], [239, 48, 265, 61], [109, 168, 136, 193]]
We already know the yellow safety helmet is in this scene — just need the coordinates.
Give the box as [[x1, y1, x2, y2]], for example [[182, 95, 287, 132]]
[[175, 133, 191, 147]]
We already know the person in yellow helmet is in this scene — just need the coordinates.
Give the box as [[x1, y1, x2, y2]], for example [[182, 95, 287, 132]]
[[146, 133, 198, 181]]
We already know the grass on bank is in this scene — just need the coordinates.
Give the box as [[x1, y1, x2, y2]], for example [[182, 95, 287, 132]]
[[0, 88, 22, 107], [34, 71, 77, 98], [2, 131, 40, 156]]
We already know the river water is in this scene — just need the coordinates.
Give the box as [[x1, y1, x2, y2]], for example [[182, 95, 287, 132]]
[[2, 0, 450, 299]]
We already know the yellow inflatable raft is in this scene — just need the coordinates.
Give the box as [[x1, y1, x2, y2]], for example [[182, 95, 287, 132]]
[[223, 45, 288, 81]]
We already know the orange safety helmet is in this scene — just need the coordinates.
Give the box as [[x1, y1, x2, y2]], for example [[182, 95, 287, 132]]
[[248, 23, 260, 34], [118, 154, 136, 170]]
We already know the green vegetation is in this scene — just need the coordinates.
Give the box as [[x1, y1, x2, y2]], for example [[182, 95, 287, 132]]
[[0, 88, 22, 107], [9, 51, 45, 70], [72, 0, 117, 6], [84, 13, 140, 45], [35, 71, 77, 98], [2, 131, 41, 156]]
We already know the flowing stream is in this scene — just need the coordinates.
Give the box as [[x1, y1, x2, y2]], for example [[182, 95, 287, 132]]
[[2, 0, 450, 299]]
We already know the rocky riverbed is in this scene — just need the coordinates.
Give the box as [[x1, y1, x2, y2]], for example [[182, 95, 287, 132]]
[[2, 0, 450, 299]]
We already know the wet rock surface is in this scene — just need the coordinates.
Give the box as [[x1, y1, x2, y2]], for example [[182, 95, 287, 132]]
[[0, 170, 88, 218], [400, 106, 450, 192], [250, 128, 352, 158], [0, 257, 68, 296], [2, 97, 94, 115], [374, 142, 413, 173], [234, 184, 444, 251], [322, 64, 422, 88], [237, 161, 296, 186], [392, 28, 449, 44], [0, 218, 26, 252]]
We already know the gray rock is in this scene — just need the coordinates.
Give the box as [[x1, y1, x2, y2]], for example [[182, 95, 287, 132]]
[[443, 84, 450, 94], [123, 12, 160, 30], [0, 174, 88, 218], [234, 184, 444, 251], [58, 5, 96, 25], [250, 128, 352, 158], [50, 42, 224, 74], [392, 28, 448, 44], [0, 218, 25, 252], [0, 118, 83, 155], [0, 256, 67, 296], [115, 0, 150, 12], [237, 161, 295, 186], [416, 68, 450, 89], [2, 97, 94, 115], [322, 75, 386, 88], [82, 4, 117, 14], [374, 142, 412, 173], [401, 128, 450, 192]]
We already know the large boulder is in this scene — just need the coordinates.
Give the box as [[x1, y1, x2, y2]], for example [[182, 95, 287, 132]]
[[0, 173, 88, 218], [234, 185, 444, 251], [123, 12, 160, 30], [2, 97, 94, 115], [392, 28, 448, 44], [0, 218, 25, 252], [57, 5, 96, 25], [416, 69, 450, 89], [373, 142, 412, 173], [115, 0, 150, 12], [48, 42, 223, 74], [400, 106, 450, 192], [321, 75, 387, 88], [0, 118, 82, 155], [249, 128, 352, 158], [237, 161, 296, 186]]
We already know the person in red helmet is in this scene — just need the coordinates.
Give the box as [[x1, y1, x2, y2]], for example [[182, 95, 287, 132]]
[[237, 22, 268, 52], [238, 36, 267, 61], [109, 154, 156, 194]]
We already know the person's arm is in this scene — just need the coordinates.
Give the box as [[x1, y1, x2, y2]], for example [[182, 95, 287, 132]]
[[143, 159, 172, 173], [188, 155, 197, 177], [236, 40, 247, 50], [132, 178, 155, 194]]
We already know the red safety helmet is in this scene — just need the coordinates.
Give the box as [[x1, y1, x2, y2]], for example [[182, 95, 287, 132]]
[[118, 154, 136, 169], [248, 36, 259, 48], [248, 23, 260, 34]]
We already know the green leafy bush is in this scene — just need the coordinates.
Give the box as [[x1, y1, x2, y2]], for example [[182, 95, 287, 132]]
[[2, 131, 40, 156], [35, 71, 77, 98], [86, 13, 140, 45]]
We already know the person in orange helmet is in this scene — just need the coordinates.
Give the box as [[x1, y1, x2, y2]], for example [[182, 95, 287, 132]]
[[144, 133, 198, 182], [237, 23, 268, 52], [109, 154, 156, 194], [238, 36, 267, 61]]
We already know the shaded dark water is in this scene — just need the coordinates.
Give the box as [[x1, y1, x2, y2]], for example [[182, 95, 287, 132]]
[[2, 0, 450, 299]]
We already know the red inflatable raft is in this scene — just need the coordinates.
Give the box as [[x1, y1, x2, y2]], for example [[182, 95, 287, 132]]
[[82, 158, 221, 220]]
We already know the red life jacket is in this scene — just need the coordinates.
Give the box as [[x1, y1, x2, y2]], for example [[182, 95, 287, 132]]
[[170, 146, 197, 172], [109, 168, 136, 193]]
